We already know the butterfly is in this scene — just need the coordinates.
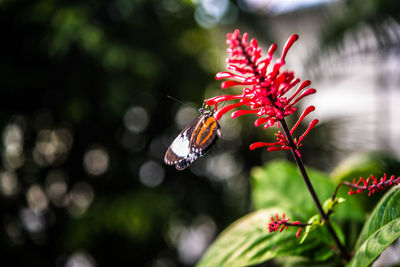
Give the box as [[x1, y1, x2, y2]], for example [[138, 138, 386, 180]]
[[164, 105, 222, 170]]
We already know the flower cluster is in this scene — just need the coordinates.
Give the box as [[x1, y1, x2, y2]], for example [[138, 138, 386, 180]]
[[249, 106, 318, 157], [347, 174, 400, 196], [206, 29, 318, 153], [268, 213, 304, 238]]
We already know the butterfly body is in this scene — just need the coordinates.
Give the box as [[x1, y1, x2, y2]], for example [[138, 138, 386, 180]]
[[164, 107, 221, 170]]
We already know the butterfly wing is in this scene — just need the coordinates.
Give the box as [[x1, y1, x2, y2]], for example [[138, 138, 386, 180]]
[[190, 116, 221, 155], [164, 115, 202, 170]]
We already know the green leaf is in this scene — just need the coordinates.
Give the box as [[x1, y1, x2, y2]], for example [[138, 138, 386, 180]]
[[355, 187, 400, 249], [348, 188, 400, 266], [300, 215, 321, 244], [251, 160, 364, 222], [197, 209, 333, 267], [348, 218, 400, 267], [251, 160, 335, 219]]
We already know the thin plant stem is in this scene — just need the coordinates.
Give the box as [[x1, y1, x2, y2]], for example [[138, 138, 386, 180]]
[[279, 119, 351, 262]]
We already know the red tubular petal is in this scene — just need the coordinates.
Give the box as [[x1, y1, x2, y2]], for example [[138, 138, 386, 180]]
[[289, 88, 317, 107], [267, 146, 289, 152], [281, 34, 299, 62], [249, 142, 269, 150], [289, 78, 301, 87], [298, 119, 319, 143], [242, 33, 248, 46], [221, 80, 245, 89], [254, 117, 269, 127], [268, 43, 277, 56], [227, 58, 248, 64], [213, 100, 251, 120], [215, 72, 233, 79], [360, 177, 367, 185], [286, 80, 312, 104], [205, 94, 244, 105], [281, 78, 300, 95], [227, 65, 253, 74], [264, 119, 278, 129], [296, 228, 303, 238], [215, 72, 246, 82], [249, 142, 280, 150], [290, 106, 316, 134], [231, 109, 259, 118]]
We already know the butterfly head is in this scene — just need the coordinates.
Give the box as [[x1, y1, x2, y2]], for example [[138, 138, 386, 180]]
[[199, 103, 215, 118]]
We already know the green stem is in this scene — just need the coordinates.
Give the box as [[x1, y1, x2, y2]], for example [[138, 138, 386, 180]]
[[279, 119, 351, 262]]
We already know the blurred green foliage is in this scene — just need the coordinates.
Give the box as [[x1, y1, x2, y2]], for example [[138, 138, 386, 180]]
[[0, 0, 248, 266], [2, 0, 400, 266]]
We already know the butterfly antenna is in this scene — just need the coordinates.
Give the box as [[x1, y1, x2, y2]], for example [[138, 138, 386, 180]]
[[166, 95, 192, 107]]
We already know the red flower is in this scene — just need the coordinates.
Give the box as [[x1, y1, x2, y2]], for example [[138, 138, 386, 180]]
[[268, 213, 291, 233], [206, 30, 318, 154], [268, 213, 304, 238], [347, 174, 400, 196], [249, 106, 318, 157], [207, 30, 317, 131]]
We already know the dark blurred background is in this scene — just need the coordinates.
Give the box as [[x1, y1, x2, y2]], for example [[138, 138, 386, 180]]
[[1, 0, 400, 266]]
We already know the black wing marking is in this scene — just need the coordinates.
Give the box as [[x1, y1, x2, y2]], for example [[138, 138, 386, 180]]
[[164, 115, 203, 170]]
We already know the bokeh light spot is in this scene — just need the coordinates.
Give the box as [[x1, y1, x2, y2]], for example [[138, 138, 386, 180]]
[[206, 152, 243, 181], [139, 161, 165, 187], [65, 251, 96, 267], [168, 215, 216, 265], [3, 123, 24, 169], [46, 170, 68, 207], [20, 208, 45, 233], [67, 182, 94, 217], [26, 184, 49, 213], [194, 0, 229, 28], [0, 171, 19, 197], [33, 128, 73, 167], [123, 106, 149, 133], [83, 147, 110, 176], [175, 105, 198, 129]]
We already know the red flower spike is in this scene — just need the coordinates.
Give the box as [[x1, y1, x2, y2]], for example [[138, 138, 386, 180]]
[[211, 29, 318, 155], [267, 213, 306, 238], [346, 174, 400, 196], [213, 30, 314, 127]]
